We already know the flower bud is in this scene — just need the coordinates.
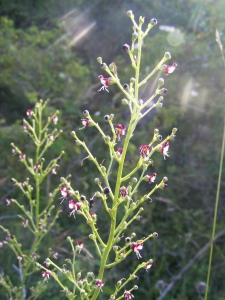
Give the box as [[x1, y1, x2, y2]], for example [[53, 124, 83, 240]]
[[163, 176, 168, 182], [94, 178, 100, 184], [101, 63, 107, 70], [139, 16, 145, 24], [158, 88, 168, 95], [104, 115, 110, 121], [153, 232, 158, 238], [82, 111, 89, 117], [132, 177, 137, 183], [113, 245, 118, 251], [164, 52, 171, 60], [125, 237, 131, 243], [158, 78, 164, 88], [95, 191, 101, 197], [150, 18, 157, 26], [103, 187, 110, 194], [109, 114, 114, 121], [170, 134, 176, 141], [132, 32, 138, 42], [157, 135, 162, 141], [80, 195, 86, 201], [97, 57, 102, 64], [104, 135, 111, 143], [123, 84, 129, 91], [133, 285, 138, 290], [172, 128, 178, 134], [138, 99, 143, 106], [130, 77, 135, 83], [127, 10, 133, 18], [122, 44, 130, 53], [131, 232, 136, 238], [158, 96, 164, 102], [155, 103, 163, 108], [89, 234, 94, 239], [122, 99, 129, 105]]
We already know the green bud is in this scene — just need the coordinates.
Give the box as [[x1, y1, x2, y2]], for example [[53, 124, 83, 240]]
[[172, 128, 178, 134], [131, 232, 136, 238], [94, 178, 100, 184], [109, 114, 114, 121], [133, 285, 138, 290], [158, 78, 164, 88], [130, 77, 135, 83], [153, 232, 158, 238], [104, 135, 111, 143], [95, 191, 101, 197], [138, 99, 143, 106], [139, 16, 145, 24], [163, 176, 168, 182], [158, 96, 164, 102], [89, 234, 94, 239], [122, 99, 129, 105], [127, 10, 133, 18], [113, 245, 118, 251], [101, 63, 107, 70], [164, 52, 171, 60], [155, 103, 163, 108], [132, 177, 137, 183], [132, 32, 138, 42]]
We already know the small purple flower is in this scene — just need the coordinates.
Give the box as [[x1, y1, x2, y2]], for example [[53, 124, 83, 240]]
[[34, 163, 40, 171], [42, 270, 51, 282], [76, 240, 83, 253], [131, 242, 143, 259], [60, 186, 70, 202], [6, 198, 12, 206], [68, 200, 81, 217], [23, 123, 29, 132], [144, 261, 153, 271], [120, 186, 128, 198], [147, 173, 157, 183], [52, 252, 58, 259], [22, 219, 29, 228], [95, 279, 105, 291], [164, 63, 177, 75], [52, 115, 58, 125], [98, 75, 111, 92], [79, 119, 91, 130], [140, 145, 151, 158], [160, 141, 170, 160], [26, 109, 33, 117], [115, 124, 126, 140], [19, 153, 26, 162], [124, 291, 134, 300]]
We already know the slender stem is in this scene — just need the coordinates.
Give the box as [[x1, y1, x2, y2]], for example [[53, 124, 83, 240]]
[[204, 117, 225, 300]]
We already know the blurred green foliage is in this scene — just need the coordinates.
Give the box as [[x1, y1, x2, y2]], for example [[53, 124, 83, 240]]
[[0, 0, 225, 299]]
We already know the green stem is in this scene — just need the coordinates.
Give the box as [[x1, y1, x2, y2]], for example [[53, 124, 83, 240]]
[[204, 117, 225, 300]]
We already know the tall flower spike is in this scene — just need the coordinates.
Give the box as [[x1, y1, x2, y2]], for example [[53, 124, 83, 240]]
[[139, 145, 151, 158], [131, 242, 143, 259], [98, 75, 111, 92], [115, 124, 126, 140], [164, 63, 177, 75], [160, 141, 170, 159]]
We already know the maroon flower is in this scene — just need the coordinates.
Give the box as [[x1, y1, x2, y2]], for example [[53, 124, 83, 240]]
[[22, 220, 29, 228], [76, 240, 83, 253], [124, 291, 134, 300], [52, 252, 58, 259], [26, 109, 33, 117], [161, 183, 168, 190], [60, 186, 70, 202], [90, 211, 97, 218], [131, 242, 143, 259], [52, 115, 58, 125], [6, 198, 12, 206], [20, 181, 26, 187], [42, 270, 51, 282], [115, 124, 126, 140], [34, 163, 40, 171], [160, 141, 170, 160], [95, 279, 105, 291], [144, 261, 153, 271], [68, 200, 81, 217], [120, 186, 128, 198], [19, 153, 26, 162], [79, 119, 91, 130], [23, 123, 29, 132], [98, 75, 112, 92], [164, 63, 177, 75], [147, 172, 157, 183], [139, 145, 151, 158]]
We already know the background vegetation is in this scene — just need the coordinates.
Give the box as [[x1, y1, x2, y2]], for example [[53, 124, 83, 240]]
[[0, 0, 225, 299]]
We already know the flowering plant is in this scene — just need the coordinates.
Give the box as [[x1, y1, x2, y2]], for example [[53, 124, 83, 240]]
[[0, 10, 177, 300]]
